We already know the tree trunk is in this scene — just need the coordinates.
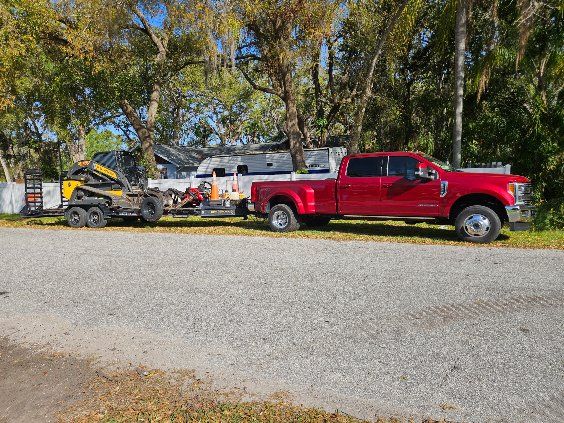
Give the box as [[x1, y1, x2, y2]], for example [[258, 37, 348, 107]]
[[349, 0, 410, 154], [285, 99, 307, 171], [120, 99, 158, 177], [66, 125, 87, 163], [297, 112, 313, 148], [281, 66, 307, 171], [452, 0, 467, 169], [0, 148, 13, 182]]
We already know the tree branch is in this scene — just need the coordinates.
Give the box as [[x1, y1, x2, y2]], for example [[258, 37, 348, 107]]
[[132, 5, 166, 55], [238, 66, 282, 98]]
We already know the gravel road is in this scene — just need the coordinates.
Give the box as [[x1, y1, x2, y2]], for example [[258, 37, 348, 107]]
[[0, 227, 563, 422]]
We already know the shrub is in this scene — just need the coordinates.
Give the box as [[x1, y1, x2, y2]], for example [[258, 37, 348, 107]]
[[533, 198, 564, 230]]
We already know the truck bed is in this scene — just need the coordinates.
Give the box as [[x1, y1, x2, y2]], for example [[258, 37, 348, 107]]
[[251, 179, 337, 215]]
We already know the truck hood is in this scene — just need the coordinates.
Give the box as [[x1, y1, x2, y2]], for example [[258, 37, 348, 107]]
[[444, 171, 530, 184]]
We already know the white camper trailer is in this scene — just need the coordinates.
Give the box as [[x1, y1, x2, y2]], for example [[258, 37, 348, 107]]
[[195, 147, 347, 178]]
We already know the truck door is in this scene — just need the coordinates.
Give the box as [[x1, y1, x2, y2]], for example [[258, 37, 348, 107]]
[[337, 156, 386, 215], [379, 155, 440, 216]]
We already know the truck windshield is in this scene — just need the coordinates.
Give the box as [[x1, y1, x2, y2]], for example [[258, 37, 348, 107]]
[[419, 153, 457, 171]]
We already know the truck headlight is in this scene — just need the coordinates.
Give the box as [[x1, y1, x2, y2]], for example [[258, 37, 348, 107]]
[[508, 183, 528, 205], [507, 183, 516, 202]]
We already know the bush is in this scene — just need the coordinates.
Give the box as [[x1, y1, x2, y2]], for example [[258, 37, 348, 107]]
[[533, 198, 564, 230]]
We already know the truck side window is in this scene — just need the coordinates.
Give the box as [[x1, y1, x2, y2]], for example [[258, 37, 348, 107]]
[[346, 157, 385, 177], [387, 156, 419, 177]]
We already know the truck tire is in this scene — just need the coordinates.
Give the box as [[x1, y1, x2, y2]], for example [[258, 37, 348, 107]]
[[140, 196, 163, 223], [86, 207, 107, 228], [455, 205, 501, 243], [65, 207, 87, 228], [302, 216, 331, 228], [268, 204, 300, 232]]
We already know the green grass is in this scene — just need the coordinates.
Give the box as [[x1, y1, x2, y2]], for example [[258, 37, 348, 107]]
[[1, 213, 562, 249]]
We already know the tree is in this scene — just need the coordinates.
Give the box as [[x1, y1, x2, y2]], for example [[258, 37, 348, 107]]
[[156, 67, 285, 146], [452, 0, 467, 168], [348, 0, 412, 154], [52, 0, 208, 176], [85, 130, 124, 159], [233, 0, 338, 171]]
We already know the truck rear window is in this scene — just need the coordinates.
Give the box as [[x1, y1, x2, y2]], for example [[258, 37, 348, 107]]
[[346, 157, 385, 177]]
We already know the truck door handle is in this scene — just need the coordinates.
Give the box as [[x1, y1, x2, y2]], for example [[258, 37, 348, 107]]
[[382, 183, 392, 188], [341, 184, 352, 189]]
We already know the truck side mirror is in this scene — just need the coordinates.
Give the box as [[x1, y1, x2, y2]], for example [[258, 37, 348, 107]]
[[415, 164, 435, 180]]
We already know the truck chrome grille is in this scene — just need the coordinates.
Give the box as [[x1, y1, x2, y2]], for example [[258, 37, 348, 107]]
[[519, 183, 533, 205]]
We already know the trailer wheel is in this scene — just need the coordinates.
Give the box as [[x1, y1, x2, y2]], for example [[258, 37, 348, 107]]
[[140, 196, 164, 222], [455, 205, 501, 243], [86, 207, 107, 228], [65, 207, 87, 228], [268, 204, 300, 232]]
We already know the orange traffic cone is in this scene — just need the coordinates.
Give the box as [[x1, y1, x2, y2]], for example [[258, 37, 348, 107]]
[[210, 171, 220, 200], [232, 173, 239, 192]]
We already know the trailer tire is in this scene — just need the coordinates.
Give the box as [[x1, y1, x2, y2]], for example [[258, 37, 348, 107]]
[[65, 207, 87, 228], [268, 204, 300, 232], [302, 216, 331, 228], [86, 207, 107, 228], [140, 196, 164, 223], [455, 205, 501, 243]]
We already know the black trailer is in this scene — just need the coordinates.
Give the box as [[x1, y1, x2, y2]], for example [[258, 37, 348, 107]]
[[20, 169, 250, 225]]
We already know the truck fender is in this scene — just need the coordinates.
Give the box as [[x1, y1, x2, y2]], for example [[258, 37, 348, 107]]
[[446, 190, 511, 221], [263, 190, 308, 215]]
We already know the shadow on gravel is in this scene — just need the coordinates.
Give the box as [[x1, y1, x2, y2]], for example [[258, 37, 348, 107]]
[[19, 215, 511, 243]]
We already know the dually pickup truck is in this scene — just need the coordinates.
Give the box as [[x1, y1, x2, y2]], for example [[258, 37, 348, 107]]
[[249, 152, 535, 243]]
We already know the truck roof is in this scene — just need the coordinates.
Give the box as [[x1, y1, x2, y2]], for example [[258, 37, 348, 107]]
[[345, 151, 423, 158]]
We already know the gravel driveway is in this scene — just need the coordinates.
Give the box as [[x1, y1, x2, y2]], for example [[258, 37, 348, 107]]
[[0, 228, 563, 422]]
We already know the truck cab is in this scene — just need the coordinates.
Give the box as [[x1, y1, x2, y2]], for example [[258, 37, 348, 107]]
[[250, 152, 535, 243]]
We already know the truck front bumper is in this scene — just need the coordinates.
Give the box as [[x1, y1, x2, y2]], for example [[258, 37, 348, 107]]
[[506, 205, 535, 231]]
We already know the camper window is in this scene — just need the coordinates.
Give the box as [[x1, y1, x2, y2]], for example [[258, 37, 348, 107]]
[[266, 163, 273, 167], [237, 165, 249, 175], [213, 168, 226, 177]]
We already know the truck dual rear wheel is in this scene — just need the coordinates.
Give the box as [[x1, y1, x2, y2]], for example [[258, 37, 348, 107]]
[[140, 196, 164, 223], [86, 207, 107, 228], [455, 205, 501, 243], [269, 204, 300, 232], [65, 207, 87, 228]]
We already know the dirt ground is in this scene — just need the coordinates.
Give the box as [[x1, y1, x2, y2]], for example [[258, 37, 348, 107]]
[[0, 338, 94, 423], [0, 338, 385, 423]]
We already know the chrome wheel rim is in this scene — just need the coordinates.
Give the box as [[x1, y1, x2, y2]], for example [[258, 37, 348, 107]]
[[463, 214, 491, 237], [272, 210, 289, 229], [90, 212, 100, 225], [70, 211, 81, 225]]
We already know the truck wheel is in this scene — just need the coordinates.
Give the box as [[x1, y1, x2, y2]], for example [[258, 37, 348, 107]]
[[302, 216, 331, 228], [140, 196, 164, 223], [86, 207, 107, 228], [455, 205, 501, 243], [269, 204, 300, 232], [65, 207, 87, 228]]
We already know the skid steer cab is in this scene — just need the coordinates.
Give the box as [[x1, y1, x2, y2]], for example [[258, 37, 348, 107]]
[[52, 150, 163, 228]]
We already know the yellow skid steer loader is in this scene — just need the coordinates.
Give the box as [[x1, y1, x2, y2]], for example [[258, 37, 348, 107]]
[[60, 151, 164, 228]]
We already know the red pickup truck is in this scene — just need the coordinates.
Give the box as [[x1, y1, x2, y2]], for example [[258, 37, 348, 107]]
[[249, 152, 535, 243]]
